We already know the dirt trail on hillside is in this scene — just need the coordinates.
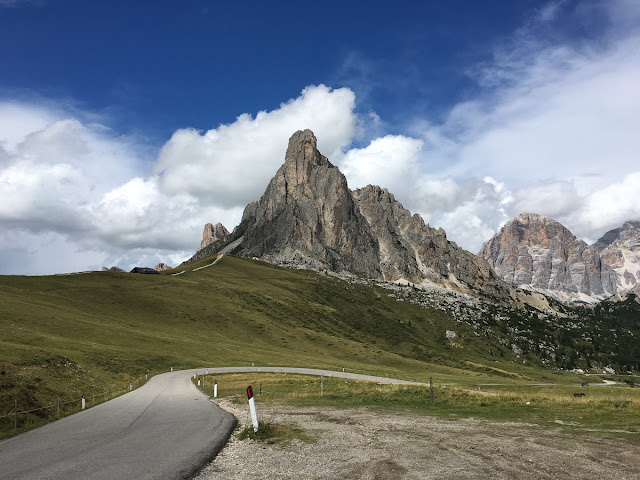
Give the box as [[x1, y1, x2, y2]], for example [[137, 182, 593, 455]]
[[196, 398, 640, 480]]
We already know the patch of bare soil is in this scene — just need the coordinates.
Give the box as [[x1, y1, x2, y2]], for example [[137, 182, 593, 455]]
[[195, 398, 640, 480]]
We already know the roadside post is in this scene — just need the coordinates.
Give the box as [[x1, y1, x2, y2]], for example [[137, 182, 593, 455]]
[[247, 385, 259, 432], [430, 377, 434, 403], [82, 393, 86, 410], [214, 379, 218, 398]]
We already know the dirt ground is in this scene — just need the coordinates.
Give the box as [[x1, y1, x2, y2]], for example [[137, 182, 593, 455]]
[[195, 398, 640, 480]]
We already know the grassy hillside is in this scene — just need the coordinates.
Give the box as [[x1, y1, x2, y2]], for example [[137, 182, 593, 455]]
[[0, 254, 635, 437]]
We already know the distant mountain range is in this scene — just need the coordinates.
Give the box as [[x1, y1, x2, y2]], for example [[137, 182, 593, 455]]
[[481, 214, 640, 303], [184, 129, 639, 307]]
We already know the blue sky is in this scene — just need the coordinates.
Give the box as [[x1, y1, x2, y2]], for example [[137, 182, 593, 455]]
[[1, 0, 639, 274], [1, 1, 542, 139]]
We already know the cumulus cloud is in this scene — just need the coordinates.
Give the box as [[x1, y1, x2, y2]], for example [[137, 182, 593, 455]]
[[338, 135, 423, 196], [155, 85, 357, 207], [0, 102, 59, 152], [3, 1, 640, 274], [0, 85, 360, 274], [411, 176, 514, 252], [572, 172, 640, 241]]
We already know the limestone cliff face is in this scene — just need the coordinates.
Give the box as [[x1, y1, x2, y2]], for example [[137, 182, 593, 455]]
[[238, 130, 381, 278], [595, 221, 640, 291], [480, 213, 617, 300], [353, 185, 510, 297], [200, 222, 230, 250], [235, 130, 511, 298]]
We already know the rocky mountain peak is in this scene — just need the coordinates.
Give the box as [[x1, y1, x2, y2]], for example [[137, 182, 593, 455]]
[[481, 213, 617, 302], [229, 130, 512, 299], [509, 213, 576, 249], [237, 130, 381, 278], [595, 220, 640, 290], [285, 129, 325, 170], [200, 222, 230, 250]]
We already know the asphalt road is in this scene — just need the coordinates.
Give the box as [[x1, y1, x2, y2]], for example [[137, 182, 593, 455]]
[[0, 366, 420, 479], [200, 366, 425, 385], [0, 369, 236, 480]]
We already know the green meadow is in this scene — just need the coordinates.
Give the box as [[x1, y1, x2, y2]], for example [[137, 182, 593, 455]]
[[1, 254, 637, 438]]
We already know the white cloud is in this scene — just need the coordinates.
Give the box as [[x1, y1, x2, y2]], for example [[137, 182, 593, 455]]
[[0, 102, 59, 152], [0, 86, 360, 274], [155, 85, 357, 207], [394, 0, 640, 251], [2, 1, 640, 274], [573, 171, 640, 240], [338, 135, 423, 196], [412, 177, 514, 252]]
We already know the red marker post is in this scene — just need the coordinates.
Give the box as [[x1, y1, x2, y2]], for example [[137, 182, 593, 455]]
[[247, 385, 259, 432]]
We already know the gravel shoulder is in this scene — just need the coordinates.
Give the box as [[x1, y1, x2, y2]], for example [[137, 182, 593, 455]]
[[196, 398, 640, 480]]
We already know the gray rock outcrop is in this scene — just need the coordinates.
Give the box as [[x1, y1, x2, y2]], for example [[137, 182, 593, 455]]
[[237, 129, 381, 278], [154, 262, 171, 272], [480, 213, 617, 301], [101, 266, 125, 272], [232, 130, 512, 298], [200, 222, 230, 250], [595, 221, 640, 291], [352, 185, 510, 297]]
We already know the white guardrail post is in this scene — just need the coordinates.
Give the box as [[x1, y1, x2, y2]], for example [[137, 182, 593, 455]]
[[247, 385, 259, 432], [81, 393, 85, 410], [214, 379, 218, 398]]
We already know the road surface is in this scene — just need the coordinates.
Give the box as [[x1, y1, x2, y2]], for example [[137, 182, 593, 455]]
[[0, 366, 420, 479], [0, 369, 236, 480], [199, 366, 424, 384]]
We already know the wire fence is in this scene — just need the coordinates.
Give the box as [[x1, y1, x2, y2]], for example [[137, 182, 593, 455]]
[[0, 373, 150, 436]]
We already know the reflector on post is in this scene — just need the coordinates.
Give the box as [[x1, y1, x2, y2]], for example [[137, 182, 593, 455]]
[[247, 385, 259, 432]]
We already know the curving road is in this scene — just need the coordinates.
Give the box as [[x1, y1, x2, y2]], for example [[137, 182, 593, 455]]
[[200, 366, 425, 385], [0, 369, 236, 480], [0, 367, 420, 479]]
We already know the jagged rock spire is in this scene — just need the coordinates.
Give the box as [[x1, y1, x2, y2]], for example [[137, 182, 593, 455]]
[[200, 222, 230, 250]]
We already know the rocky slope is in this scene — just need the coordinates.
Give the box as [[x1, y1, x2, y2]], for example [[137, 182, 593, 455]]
[[609, 282, 640, 304], [232, 130, 512, 299], [352, 185, 509, 298], [595, 221, 640, 291], [200, 222, 230, 250], [480, 213, 617, 302]]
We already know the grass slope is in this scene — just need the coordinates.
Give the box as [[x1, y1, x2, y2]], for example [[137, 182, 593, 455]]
[[0, 255, 634, 437]]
